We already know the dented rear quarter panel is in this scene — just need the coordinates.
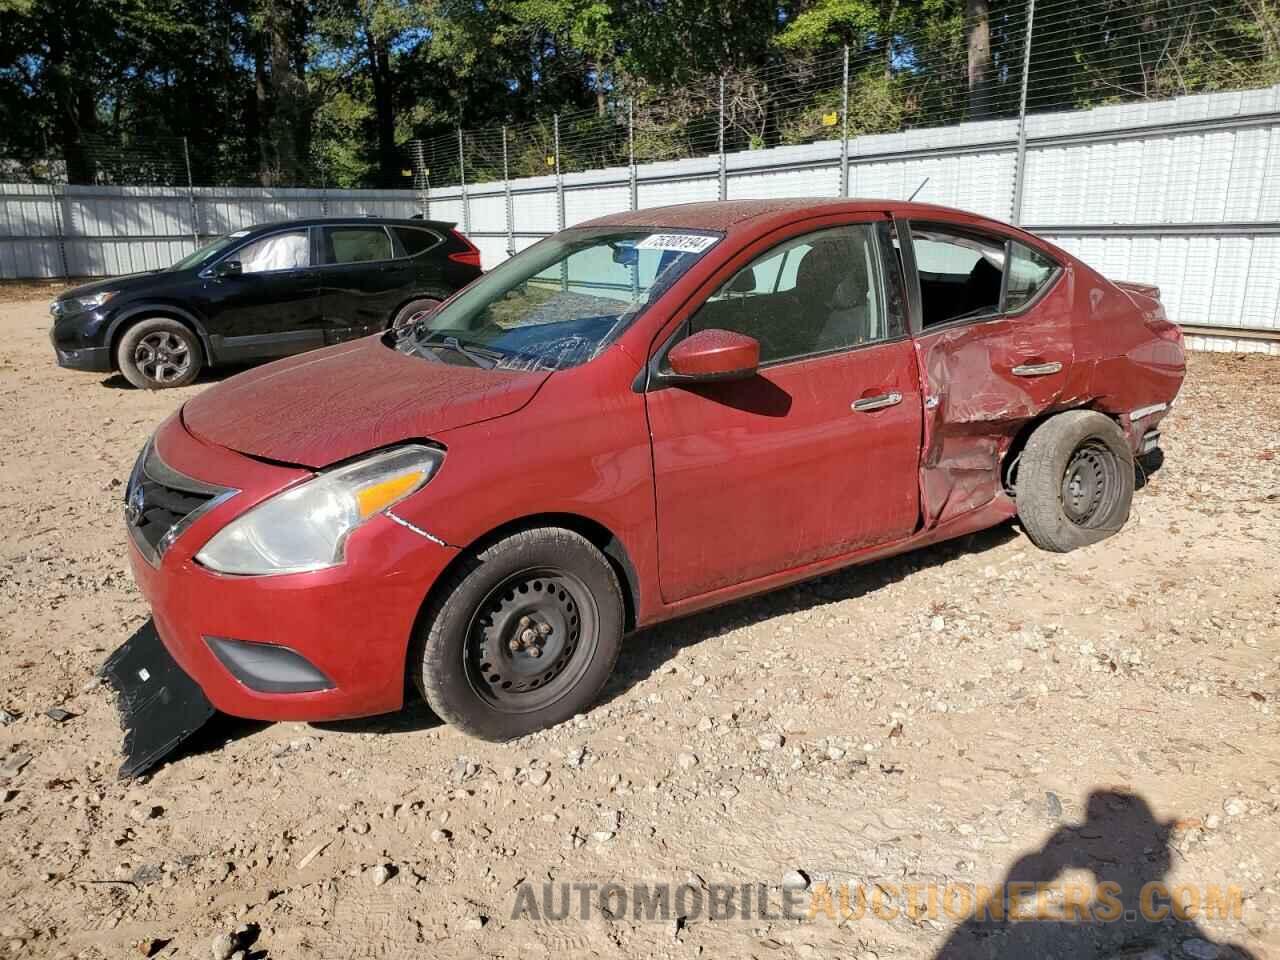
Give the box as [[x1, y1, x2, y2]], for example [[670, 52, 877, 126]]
[[1079, 269, 1187, 443]]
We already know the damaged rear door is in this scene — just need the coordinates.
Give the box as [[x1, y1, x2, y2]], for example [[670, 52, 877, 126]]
[[899, 218, 1080, 528]]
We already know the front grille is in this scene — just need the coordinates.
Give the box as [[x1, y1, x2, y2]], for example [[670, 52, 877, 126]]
[[126, 441, 235, 565]]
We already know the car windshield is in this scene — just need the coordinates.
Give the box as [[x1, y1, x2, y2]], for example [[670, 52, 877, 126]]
[[395, 227, 721, 371], [167, 233, 245, 272]]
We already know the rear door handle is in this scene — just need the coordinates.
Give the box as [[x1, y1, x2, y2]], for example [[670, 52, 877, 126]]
[[852, 391, 902, 413], [1012, 361, 1063, 377]]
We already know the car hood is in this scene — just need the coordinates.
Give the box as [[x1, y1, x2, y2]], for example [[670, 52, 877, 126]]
[[182, 337, 551, 468], [58, 271, 165, 302]]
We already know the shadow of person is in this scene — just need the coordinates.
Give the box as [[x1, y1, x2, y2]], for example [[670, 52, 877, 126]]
[[934, 790, 1257, 960]]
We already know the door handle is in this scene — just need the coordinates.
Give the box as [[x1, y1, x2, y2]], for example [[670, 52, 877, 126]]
[[852, 391, 902, 413], [1012, 361, 1063, 377]]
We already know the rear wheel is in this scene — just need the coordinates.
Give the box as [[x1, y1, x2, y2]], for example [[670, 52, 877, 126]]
[[116, 317, 203, 390], [412, 527, 624, 740], [391, 298, 442, 333], [1015, 410, 1134, 552]]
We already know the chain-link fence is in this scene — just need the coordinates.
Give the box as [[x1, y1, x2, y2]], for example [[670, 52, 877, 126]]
[[4, 0, 1280, 353], [5, 0, 1276, 193]]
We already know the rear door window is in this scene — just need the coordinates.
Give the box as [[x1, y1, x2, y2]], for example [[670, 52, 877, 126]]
[[322, 226, 393, 265], [393, 226, 442, 258], [908, 223, 1061, 328], [909, 226, 1006, 328]]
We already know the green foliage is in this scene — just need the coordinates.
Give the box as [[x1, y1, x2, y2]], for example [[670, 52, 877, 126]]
[[779, 69, 914, 144], [2, 0, 1278, 185], [777, 0, 880, 50]]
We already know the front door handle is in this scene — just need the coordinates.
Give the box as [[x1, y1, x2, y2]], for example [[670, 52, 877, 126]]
[[1012, 361, 1063, 377], [852, 391, 902, 413]]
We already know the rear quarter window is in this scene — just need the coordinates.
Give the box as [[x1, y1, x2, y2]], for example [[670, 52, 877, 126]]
[[1005, 241, 1058, 311]]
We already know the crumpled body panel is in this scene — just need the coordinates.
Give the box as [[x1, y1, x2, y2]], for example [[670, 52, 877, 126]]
[[914, 270, 1083, 528]]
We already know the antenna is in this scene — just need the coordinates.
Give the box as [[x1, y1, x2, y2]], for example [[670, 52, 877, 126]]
[[908, 177, 929, 202]]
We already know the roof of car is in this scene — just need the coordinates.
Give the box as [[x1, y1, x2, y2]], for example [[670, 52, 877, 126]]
[[579, 198, 1013, 234], [243, 216, 454, 233]]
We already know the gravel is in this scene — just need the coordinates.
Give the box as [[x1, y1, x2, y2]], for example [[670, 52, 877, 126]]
[[0, 296, 1276, 959]]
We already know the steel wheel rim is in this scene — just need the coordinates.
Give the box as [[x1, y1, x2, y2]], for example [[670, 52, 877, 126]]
[[464, 567, 599, 714], [1061, 439, 1122, 527], [134, 331, 191, 384]]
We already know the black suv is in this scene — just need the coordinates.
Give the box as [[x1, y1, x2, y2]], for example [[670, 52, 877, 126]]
[[49, 217, 483, 389]]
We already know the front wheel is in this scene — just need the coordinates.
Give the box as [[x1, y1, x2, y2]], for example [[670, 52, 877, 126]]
[[116, 317, 203, 389], [1015, 410, 1135, 552], [412, 527, 624, 740]]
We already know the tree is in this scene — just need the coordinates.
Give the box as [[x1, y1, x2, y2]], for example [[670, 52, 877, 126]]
[[966, 0, 990, 117]]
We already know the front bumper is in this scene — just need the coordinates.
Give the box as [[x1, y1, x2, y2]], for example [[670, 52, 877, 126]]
[[49, 308, 114, 370], [126, 414, 459, 722], [51, 338, 113, 372]]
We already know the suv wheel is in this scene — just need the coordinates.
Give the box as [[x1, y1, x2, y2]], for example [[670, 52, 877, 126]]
[[412, 527, 624, 741], [391, 298, 442, 332], [117, 318, 203, 389]]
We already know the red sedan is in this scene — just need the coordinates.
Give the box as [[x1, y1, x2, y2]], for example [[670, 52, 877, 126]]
[[114, 199, 1185, 753]]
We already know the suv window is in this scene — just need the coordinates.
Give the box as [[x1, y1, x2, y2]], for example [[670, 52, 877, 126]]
[[323, 226, 392, 265], [688, 223, 888, 365], [909, 223, 1060, 328], [1005, 241, 1057, 311], [235, 230, 309, 274], [393, 226, 441, 258]]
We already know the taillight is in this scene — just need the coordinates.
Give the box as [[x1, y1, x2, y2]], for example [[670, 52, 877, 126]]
[[448, 230, 482, 268]]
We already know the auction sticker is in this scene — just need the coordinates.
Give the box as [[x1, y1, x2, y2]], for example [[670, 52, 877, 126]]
[[636, 233, 718, 253]]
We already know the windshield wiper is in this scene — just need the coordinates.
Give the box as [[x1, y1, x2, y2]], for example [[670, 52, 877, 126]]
[[417, 332, 500, 369]]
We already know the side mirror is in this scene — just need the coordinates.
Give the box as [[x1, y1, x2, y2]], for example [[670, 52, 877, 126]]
[[666, 329, 760, 382], [214, 260, 243, 278]]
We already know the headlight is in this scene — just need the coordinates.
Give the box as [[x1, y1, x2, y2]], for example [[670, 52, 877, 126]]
[[55, 290, 117, 316], [195, 444, 443, 576]]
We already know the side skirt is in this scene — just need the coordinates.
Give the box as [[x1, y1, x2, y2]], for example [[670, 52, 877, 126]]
[[642, 494, 1018, 626]]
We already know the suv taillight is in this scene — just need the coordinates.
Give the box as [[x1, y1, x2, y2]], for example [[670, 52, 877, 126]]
[[448, 231, 482, 268]]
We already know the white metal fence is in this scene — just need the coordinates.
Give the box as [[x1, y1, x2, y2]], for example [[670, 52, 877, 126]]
[[4, 86, 1279, 354]]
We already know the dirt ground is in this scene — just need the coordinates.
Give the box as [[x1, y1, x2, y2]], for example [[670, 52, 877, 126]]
[[0, 292, 1277, 960]]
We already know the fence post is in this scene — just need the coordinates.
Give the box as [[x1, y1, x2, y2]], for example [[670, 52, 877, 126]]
[[554, 114, 565, 231], [457, 127, 471, 234], [502, 126, 515, 258], [628, 98, 637, 211], [718, 75, 727, 201], [555, 114, 566, 289], [409, 140, 430, 218], [182, 136, 199, 247], [840, 47, 850, 198], [1011, 0, 1037, 226], [50, 180, 69, 279]]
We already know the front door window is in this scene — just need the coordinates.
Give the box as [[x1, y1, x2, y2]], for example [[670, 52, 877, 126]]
[[235, 231, 309, 274], [687, 223, 895, 362]]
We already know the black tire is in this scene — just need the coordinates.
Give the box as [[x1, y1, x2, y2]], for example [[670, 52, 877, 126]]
[[390, 297, 443, 332], [1015, 410, 1135, 552], [412, 527, 624, 740], [116, 317, 203, 389]]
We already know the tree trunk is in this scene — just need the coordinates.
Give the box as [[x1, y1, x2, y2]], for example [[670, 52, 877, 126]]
[[967, 0, 992, 119], [47, 18, 95, 183], [593, 62, 607, 117], [368, 32, 398, 187], [253, 35, 271, 185], [254, 0, 311, 185]]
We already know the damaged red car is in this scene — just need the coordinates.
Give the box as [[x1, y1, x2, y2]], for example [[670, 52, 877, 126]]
[[108, 199, 1185, 768]]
